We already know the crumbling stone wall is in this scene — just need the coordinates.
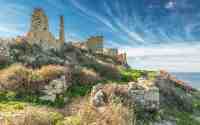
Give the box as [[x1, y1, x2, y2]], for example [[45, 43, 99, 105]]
[[90, 81, 160, 111], [26, 8, 64, 48], [86, 36, 104, 53], [103, 48, 118, 57]]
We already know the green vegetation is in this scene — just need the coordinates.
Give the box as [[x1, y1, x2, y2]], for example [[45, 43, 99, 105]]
[[0, 101, 26, 112], [65, 84, 94, 98], [163, 106, 200, 125], [136, 103, 200, 125], [0, 91, 65, 108], [1, 41, 200, 125], [0, 103, 64, 125], [119, 68, 157, 82]]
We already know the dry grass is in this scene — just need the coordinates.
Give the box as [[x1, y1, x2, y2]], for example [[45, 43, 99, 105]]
[[0, 105, 64, 125], [36, 65, 65, 81], [73, 67, 101, 85], [62, 102, 135, 125], [0, 64, 65, 91]]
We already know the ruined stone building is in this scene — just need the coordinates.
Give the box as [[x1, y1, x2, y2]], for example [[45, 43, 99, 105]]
[[85, 36, 104, 53], [103, 48, 118, 57], [117, 53, 127, 65], [26, 8, 65, 48]]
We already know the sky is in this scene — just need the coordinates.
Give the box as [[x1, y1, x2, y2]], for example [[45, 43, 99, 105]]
[[0, 0, 200, 72]]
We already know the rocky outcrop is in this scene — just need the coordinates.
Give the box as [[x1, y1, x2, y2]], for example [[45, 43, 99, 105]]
[[128, 82, 160, 111], [0, 40, 11, 65], [39, 76, 68, 102], [155, 71, 193, 111], [90, 79, 160, 111]]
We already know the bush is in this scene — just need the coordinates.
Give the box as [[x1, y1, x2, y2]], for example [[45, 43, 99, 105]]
[[0, 64, 65, 92], [65, 84, 93, 98], [9, 42, 65, 68], [72, 67, 101, 85], [82, 62, 121, 81], [120, 68, 157, 82], [0, 64, 34, 91], [36, 65, 65, 81]]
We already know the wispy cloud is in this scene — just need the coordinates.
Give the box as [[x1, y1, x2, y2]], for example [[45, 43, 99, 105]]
[[0, 2, 30, 37], [69, 0, 118, 32], [165, 1, 176, 9], [125, 43, 200, 72]]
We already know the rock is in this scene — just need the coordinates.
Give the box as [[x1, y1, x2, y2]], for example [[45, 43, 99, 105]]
[[39, 95, 56, 102], [91, 89, 107, 107], [128, 82, 160, 111], [155, 72, 193, 111], [91, 82, 160, 111], [40, 76, 69, 102], [0, 40, 10, 65]]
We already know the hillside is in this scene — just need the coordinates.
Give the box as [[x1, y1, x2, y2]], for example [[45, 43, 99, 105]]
[[0, 40, 200, 125]]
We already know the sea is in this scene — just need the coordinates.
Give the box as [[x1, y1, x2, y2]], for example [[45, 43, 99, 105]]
[[171, 72, 200, 90]]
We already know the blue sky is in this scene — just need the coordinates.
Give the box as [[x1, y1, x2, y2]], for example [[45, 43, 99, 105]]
[[0, 0, 200, 72]]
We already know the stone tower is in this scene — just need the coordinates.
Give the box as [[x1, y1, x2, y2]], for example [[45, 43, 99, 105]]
[[27, 8, 57, 46], [59, 16, 65, 44], [30, 8, 49, 32]]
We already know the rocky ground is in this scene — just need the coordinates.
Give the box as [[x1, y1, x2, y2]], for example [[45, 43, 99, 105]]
[[0, 40, 200, 125]]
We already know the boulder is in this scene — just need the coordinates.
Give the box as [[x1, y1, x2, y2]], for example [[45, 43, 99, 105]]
[[91, 89, 107, 107], [39, 76, 69, 102], [128, 82, 160, 111]]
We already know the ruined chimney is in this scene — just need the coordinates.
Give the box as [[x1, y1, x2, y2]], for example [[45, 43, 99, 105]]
[[59, 15, 65, 44]]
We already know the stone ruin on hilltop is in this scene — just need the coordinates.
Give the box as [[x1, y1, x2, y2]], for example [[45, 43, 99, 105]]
[[17, 8, 65, 48]]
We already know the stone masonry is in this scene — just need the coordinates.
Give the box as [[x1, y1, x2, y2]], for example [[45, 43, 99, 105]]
[[59, 16, 65, 44], [26, 8, 65, 48], [85, 36, 104, 53], [91, 80, 160, 111]]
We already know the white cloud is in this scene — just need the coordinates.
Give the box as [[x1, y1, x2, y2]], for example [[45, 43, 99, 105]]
[[124, 43, 200, 72], [165, 1, 176, 9]]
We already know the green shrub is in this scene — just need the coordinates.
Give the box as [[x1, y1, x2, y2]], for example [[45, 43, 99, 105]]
[[120, 68, 144, 82], [120, 68, 157, 82], [0, 91, 66, 108], [65, 84, 93, 98], [0, 101, 26, 111]]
